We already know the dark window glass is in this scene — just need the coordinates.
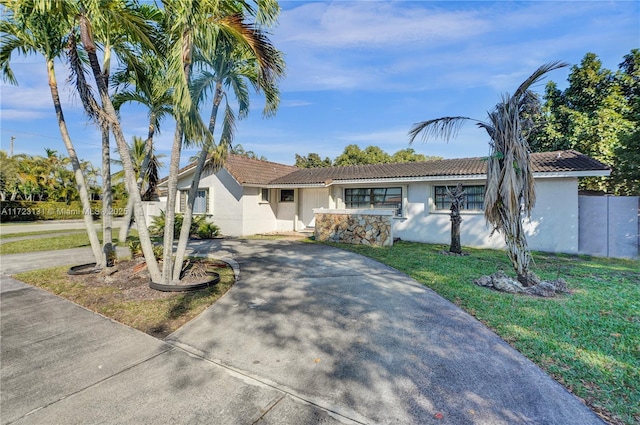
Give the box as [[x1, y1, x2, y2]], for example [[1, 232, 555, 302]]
[[434, 185, 484, 211], [345, 187, 402, 216]]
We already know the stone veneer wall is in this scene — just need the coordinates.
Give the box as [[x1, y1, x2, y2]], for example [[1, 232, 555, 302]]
[[314, 210, 393, 247]]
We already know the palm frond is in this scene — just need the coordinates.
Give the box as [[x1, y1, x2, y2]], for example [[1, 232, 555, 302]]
[[408, 116, 478, 144]]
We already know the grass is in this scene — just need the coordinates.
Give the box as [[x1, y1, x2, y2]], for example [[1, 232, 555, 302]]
[[332, 241, 639, 425], [14, 262, 235, 339], [0, 229, 83, 239], [0, 230, 137, 255]]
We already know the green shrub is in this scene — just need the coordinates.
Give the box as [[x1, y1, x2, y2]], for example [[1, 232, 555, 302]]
[[197, 222, 220, 239], [149, 210, 216, 239]]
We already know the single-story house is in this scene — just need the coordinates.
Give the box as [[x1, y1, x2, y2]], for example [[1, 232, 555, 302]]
[[151, 149, 611, 254]]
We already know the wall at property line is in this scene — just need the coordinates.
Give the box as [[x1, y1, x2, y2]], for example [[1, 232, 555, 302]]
[[314, 210, 393, 247], [579, 196, 639, 259], [392, 178, 581, 254]]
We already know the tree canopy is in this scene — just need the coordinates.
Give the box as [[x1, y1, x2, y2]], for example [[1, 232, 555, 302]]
[[295, 145, 442, 168], [530, 50, 639, 195]]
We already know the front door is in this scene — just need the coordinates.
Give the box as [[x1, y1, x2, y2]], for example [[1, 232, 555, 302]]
[[300, 188, 329, 228]]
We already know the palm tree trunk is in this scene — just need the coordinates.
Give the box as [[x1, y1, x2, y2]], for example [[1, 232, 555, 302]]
[[101, 122, 114, 266], [85, 50, 162, 282], [162, 126, 183, 283], [172, 84, 222, 281], [118, 119, 156, 243], [47, 59, 103, 266]]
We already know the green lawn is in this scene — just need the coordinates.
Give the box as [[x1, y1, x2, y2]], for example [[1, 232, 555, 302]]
[[0, 229, 84, 239], [0, 231, 136, 255], [333, 241, 639, 425]]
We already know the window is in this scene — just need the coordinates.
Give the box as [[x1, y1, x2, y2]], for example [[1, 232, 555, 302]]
[[434, 185, 484, 211], [261, 188, 270, 203], [280, 189, 295, 202], [179, 189, 209, 214], [344, 187, 402, 216]]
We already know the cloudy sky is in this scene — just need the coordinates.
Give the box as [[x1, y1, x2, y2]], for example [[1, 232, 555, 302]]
[[1, 0, 638, 171]]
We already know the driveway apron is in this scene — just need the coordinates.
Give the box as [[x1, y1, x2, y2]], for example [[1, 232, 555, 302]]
[[168, 240, 603, 425]]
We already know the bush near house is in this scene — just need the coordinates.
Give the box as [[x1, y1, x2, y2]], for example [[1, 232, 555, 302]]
[[148, 210, 219, 239], [0, 200, 128, 222]]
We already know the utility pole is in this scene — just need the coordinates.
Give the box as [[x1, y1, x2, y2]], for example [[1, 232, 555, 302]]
[[10, 136, 15, 157]]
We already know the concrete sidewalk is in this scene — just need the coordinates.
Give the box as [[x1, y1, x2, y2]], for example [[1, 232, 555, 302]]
[[1, 240, 604, 424]]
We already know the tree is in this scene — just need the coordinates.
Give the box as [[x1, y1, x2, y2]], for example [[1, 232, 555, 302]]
[[157, 0, 281, 284], [530, 52, 636, 194], [172, 6, 284, 282], [111, 48, 173, 242], [390, 148, 442, 163], [0, 1, 104, 265], [409, 61, 568, 286], [334, 144, 391, 166], [294, 153, 332, 168]]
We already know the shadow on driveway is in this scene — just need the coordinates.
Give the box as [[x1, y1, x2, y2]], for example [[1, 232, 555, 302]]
[[169, 239, 604, 425]]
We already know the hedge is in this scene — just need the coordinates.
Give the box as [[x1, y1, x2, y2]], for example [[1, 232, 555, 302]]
[[0, 200, 129, 222]]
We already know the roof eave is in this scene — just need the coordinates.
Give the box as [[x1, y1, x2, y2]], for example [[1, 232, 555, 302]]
[[533, 170, 611, 178]]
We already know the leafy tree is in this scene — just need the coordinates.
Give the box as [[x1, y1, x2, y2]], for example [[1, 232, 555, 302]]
[[294, 153, 332, 168], [409, 62, 568, 286], [531, 52, 637, 194], [390, 148, 442, 163], [334, 144, 391, 166]]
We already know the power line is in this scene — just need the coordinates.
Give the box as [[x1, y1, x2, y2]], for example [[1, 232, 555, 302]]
[[1, 127, 101, 147]]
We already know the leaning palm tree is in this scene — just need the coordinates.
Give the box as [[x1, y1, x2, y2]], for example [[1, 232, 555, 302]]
[[111, 50, 173, 242], [409, 62, 568, 286], [171, 31, 284, 281], [0, 1, 104, 266], [159, 0, 281, 284]]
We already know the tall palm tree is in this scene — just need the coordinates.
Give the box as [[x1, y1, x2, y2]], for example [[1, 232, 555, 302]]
[[159, 0, 281, 283], [67, 0, 164, 280], [171, 29, 284, 281], [409, 62, 568, 286], [111, 50, 173, 242], [111, 136, 165, 200], [0, 1, 104, 265]]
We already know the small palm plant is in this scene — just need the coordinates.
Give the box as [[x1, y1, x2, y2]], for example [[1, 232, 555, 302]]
[[409, 62, 568, 286]]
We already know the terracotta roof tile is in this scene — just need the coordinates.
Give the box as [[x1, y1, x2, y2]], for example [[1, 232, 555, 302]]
[[160, 150, 609, 188], [223, 154, 298, 185], [270, 150, 609, 185]]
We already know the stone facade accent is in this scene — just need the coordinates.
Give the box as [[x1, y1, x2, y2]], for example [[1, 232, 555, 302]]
[[314, 209, 393, 247]]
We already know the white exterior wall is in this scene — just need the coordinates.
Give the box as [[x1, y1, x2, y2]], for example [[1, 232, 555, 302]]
[[242, 186, 278, 235], [392, 178, 580, 254], [205, 169, 245, 236]]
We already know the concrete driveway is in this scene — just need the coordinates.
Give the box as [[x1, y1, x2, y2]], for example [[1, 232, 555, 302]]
[[1, 239, 603, 424]]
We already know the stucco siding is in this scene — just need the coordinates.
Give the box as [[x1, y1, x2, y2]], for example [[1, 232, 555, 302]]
[[392, 178, 579, 253], [242, 186, 278, 235], [207, 169, 244, 236]]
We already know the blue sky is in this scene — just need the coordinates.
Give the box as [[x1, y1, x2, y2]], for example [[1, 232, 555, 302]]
[[1, 0, 638, 172]]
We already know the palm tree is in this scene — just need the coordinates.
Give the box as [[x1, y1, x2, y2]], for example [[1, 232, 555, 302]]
[[409, 62, 568, 286], [0, 1, 104, 266], [171, 29, 284, 281], [111, 50, 173, 242], [112, 136, 165, 200], [68, 0, 164, 280], [159, 0, 282, 283]]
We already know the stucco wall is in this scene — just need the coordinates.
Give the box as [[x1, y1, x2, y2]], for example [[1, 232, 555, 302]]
[[241, 186, 278, 236], [393, 178, 581, 254]]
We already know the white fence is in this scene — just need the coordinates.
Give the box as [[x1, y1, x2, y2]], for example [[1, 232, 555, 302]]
[[579, 196, 639, 259]]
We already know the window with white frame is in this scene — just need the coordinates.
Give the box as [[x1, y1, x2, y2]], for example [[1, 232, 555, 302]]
[[344, 187, 403, 216], [434, 185, 484, 211]]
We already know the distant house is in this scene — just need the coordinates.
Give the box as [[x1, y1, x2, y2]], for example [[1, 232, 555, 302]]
[[152, 150, 611, 255]]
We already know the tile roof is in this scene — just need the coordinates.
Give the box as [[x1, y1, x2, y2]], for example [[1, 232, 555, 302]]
[[270, 150, 610, 185], [223, 154, 299, 185], [160, 150, 609, 188]]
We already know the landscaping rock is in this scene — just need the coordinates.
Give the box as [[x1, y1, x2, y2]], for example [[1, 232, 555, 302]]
[[474, 271, 569, 297]]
